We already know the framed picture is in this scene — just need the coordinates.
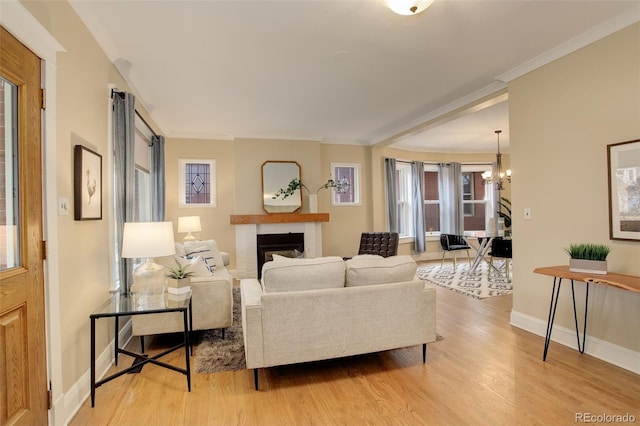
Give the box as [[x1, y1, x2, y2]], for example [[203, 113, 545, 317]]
[[607, 139, 640, 241], [74, 145, 102, 220], [331, 162, 360, 206]]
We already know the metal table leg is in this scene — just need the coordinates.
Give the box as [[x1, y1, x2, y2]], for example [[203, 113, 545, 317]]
[[90, 316, 96, 407]]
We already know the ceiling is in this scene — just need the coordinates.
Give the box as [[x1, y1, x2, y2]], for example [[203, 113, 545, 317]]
[[70, 0, 639, 153]]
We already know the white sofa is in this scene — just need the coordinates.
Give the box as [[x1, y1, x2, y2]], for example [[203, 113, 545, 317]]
[[241, 255, 437, 390], [131, 240, 233, 342]]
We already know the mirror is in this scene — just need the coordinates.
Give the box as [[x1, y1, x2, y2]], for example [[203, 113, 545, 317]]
[[262, 161, 302, 213]]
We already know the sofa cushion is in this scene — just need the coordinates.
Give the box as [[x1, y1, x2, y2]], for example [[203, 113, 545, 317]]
[[345, 255, 417, 287], [184, 241, 217, 273], [261, 256, 346, 293], [176, 255, 213, 278]]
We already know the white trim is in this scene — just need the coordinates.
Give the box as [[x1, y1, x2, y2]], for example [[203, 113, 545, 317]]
[[510, 310, 640, 375], [0, 0, 65, 61], [54, 320, 132, 425], [497, 4, 640, 83], [1, 2, 66, 425]]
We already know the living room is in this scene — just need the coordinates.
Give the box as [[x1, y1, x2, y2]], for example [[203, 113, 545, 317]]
[[1, 1, 639, 424]]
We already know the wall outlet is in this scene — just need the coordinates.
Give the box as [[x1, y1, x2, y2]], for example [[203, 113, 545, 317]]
[[58, 197, 69, 216], [524, 208, 532, 220]]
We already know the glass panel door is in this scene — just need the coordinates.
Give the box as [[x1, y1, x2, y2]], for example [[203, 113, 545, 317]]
[[0, 77, 19, 270]]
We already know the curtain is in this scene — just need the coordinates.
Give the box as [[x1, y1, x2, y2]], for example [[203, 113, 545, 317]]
[[411, 161, 425, 252], [486, 161, 499, 235], [113, 91, 136, 294], [151, 135, 166, 221], [438, 162, 464, 235], [384, 158, 398, 233]]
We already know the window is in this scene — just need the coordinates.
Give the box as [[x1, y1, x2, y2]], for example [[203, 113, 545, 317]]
[[331, 163, 360, 205], [461, 165, 491, 232], [179, 159, 216, 207], [423, 165, 440, 234], [133, 123, 152, 222], [396, 163, 413, 237]]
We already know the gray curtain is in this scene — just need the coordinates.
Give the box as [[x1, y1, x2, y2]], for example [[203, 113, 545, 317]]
[[438, 162, 464, 235], [384, 158, 398, 233], [411, 161, 425, 252], [151, 135, 166, 221], [113, 91, 136, 294]]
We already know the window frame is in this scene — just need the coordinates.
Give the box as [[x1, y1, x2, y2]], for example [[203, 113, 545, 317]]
[[178, 158, 217, 208], [330, 162, 361, 206]]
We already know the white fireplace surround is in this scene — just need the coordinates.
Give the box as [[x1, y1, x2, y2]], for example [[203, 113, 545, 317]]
[[234, 222, 323, 279]]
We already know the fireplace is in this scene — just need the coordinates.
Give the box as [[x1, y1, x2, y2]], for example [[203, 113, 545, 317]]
[[256, 233, 304, 278]]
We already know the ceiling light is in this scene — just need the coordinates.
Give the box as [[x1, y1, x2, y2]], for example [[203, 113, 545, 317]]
[[482, 130, 511, 191], [384, 0, 434, 15]]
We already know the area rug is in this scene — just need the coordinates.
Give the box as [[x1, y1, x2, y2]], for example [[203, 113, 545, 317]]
[[193, 287, 246, 373], [416, 262, 513, 299]]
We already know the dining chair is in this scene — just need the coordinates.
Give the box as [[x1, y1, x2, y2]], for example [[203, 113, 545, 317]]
[[488, 237, 512, 282], [440, 234, 471, 268]]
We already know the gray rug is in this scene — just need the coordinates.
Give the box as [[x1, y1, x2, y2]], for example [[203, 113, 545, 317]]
[[417, 262, 513, 299], [193, 287, 246, 373]]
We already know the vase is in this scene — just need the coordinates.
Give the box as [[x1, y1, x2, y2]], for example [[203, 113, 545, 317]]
[[308, 193, 318, 213], [167, 277, 192, 295], [569, 259, 607, 275]]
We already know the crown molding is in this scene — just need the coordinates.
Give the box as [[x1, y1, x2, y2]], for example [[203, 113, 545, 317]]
[[497, 4, 640, 83]]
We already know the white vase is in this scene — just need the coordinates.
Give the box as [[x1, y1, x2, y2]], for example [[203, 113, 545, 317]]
[[308, 193, 318, 213], [569, 259, 607, 275]]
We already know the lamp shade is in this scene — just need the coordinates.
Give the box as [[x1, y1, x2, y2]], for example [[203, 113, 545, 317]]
[[384, 0, 434, 15], [177, 216, 202, 233], [121, 221, 175, 259]]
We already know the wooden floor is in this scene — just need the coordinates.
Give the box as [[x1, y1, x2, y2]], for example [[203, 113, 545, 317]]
[[71, 269, 639, 425]]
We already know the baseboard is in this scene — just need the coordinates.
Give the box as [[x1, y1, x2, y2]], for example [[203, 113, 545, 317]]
[[510, 310, 639, 375], [52, 319, 133, 425]]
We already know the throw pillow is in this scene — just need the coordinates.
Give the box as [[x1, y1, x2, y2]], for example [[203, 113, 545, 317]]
[[202, 240, 226, 269], [175, 255, 212, 278], [184, 241, 216, 273], [271, 254, 289, 261]]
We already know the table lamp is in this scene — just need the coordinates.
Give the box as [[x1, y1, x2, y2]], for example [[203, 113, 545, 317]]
[[177, 216, 201, 241], [121, 221, 175, 296]]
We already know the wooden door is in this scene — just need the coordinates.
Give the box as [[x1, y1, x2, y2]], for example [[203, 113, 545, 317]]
[[0, 26, 48, 425]]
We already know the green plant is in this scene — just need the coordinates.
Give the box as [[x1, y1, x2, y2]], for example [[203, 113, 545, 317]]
[[166, 259, 194, 279], [564, 243, 611, 261], [497, 197, 511, 229], [273, 176, 349, 200]]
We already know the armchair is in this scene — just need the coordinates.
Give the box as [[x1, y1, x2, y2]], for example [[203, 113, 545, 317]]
[[357, 232, 399, 257]]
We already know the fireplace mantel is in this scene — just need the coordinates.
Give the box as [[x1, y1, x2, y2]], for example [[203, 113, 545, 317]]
[[231, 213, 328, 279], [230, 213, 329, 225]]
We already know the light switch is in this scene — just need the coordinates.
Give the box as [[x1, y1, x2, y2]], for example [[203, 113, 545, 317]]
[[58, 197, 69, 216], [524, 208, 532, 220]]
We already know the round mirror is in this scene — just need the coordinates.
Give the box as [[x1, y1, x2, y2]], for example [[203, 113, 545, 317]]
[[262, 161, 302, 213]]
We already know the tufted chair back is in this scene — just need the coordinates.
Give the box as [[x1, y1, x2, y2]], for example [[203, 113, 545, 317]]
[[357, 232, 399, 258]]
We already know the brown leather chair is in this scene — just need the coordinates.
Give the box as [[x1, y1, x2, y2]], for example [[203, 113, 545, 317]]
[[356, 232, 399, 257]]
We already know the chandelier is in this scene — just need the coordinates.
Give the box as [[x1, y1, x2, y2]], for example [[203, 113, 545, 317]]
[[482, 130, 511, 191]]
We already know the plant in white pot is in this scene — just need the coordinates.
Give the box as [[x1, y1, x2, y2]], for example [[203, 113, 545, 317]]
[[166, 260, 194, 295], [565, 243, 611, 275]]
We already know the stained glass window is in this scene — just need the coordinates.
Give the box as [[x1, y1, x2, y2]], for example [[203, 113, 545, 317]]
[[179, 159, 216, 207]]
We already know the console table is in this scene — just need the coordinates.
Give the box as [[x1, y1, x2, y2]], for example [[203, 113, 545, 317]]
[[533, 265, 640, 361], [90, 292, 193, 407]]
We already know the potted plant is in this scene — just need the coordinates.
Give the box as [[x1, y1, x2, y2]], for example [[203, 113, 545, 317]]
[[273, 176, 349, 213], [166, 259, 194, 294], [565, 243, 611, 275], [497, 197, 512, 237]]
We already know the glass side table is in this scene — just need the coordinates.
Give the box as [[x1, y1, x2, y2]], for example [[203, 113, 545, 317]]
[[90, 292, 192, 407]]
